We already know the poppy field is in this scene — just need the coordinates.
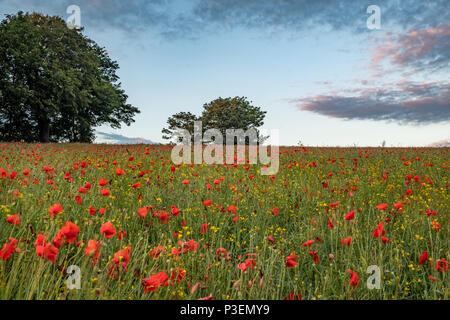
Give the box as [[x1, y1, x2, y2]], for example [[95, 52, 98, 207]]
[[0, 143, 448, 300]]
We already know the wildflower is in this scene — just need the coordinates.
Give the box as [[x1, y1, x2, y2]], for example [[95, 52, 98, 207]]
[[347, 269, 359, 287], [0, 237, 18, 261], [341, 236, 351, 246], [6, 214, 20, 225], [84, 240, 101, 264], [100, 222, 117, 238], [344, 210, 355, 221], [142, 272, 169, 293], [48, 203, 63, 218], [418, 251, 428, 265], [286, 252, 299, 268], [435, 259, 448, 272]]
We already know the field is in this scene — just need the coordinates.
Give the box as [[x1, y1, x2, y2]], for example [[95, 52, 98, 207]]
[[0, 143, 448, 300]]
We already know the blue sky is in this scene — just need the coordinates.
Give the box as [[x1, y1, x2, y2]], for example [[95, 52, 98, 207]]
[[1, 0, 449, 146]]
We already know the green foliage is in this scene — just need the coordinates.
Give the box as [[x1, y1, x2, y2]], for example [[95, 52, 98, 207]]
[[0, 12, 139, 143], [162, 97, 267, 144]]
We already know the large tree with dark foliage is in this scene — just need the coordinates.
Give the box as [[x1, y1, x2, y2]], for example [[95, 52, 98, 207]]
[[0, 12, 139, 142], [162, 97, 267, 144]]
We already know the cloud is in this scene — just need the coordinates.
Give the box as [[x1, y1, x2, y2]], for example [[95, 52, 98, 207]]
[[95, 131, 155, 144], [293, 81, 450, 124], [2, 0, 449, 38], [371, 23, 450, 73], [427, 139, 450, 147]]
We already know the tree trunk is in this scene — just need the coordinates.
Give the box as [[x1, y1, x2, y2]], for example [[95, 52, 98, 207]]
[[38, 117, 50, 142]]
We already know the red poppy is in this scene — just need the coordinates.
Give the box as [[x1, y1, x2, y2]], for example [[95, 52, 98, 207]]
[[137, 206, 149, 220], [100, 222, 116, 238], [435, 259, 448, 272], [286, 252, 299, 268], [341, 236, 351, 246], [284, 292, 302, 300], [373, 222, 385, 238], [109, 246, 132, 275], [171, 205, 180, 216], [142, 272, 169, 293], [376, 203, 388, 210], [84, 240, 101, 264], [149, 245, 165, 259], [153, 210, 170, 224], [308, 250, 320, 263], [216, 248, 229, 261], [115, 168, 125, 176], [302, 239, 315, 247], [344, 210, 355, 221], [418, 251, 428, 265], [6, 214, 20, 225], [202, 200, 213, 207], [347, 269, 359, 287], [201, 223, 210, 234], [0, 237, 18, 261], [170, 268, 186, 285], [48, 203, 63, 218], [59, 221, 80, 244], [101, 188, 111, 196]]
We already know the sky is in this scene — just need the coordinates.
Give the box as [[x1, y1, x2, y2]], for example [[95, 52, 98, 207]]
[[1, 0, 449, 146]]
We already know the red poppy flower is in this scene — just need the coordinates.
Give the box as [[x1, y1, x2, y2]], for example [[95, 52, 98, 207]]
[[171, 205, 180, 216], [0, 237, 18, 261], [59, 221, 80, 244], [344, 210, 355, 221], [137, 206, 149, 220], [201, 223, 210, 234], [286, 252, 299, 268], [100, 222, 116, 238], [48, 203, 63, 218], [302, 239, 315, 247], [142, 272, 169, 293], [308, 250, 320, 263], [435, 259, 448, 272], [6, 214, 20, 225], [202, 200, 213, 207], [341, 236, 351, 246], [170, 268, 186, 285], [373, 222, 385, 238], [418, 251, 428, 265], [347, 269, 359, 287], [84, 240, 102, 264], [284, 292, 302, 300]]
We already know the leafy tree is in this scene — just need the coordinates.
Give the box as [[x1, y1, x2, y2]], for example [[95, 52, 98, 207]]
[[0, 12, 139, 142], [161, 111, 199, 143], [162, 97, 267, 144]]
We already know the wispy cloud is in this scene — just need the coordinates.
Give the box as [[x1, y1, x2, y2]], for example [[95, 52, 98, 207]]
[[2, 0, 448, 39], [427, 138, 450, 147], [292, 81, 450, 124], [371, 23, 450, 73], [95, 131, 155, 144]]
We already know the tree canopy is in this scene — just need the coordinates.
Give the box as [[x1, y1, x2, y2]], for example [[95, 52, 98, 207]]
[[0, 12, 139, 142], [162, 96, 267, 144]]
